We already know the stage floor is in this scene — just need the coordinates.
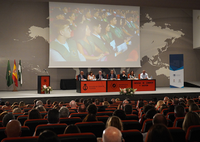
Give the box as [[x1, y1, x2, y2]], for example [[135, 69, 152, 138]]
[[0, 87, 199, 99]]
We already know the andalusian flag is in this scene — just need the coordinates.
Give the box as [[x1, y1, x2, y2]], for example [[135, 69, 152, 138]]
[[6, 60, 13, 87], [12, 60, 18, 87], [18, 60, 22, 86]]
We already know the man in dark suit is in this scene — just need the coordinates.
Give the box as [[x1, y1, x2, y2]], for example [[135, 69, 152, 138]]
[[96, 71, 105, 80], [77, 71, 86, 81], [108, 70, 116, 80], [120, 71, 127, 80]]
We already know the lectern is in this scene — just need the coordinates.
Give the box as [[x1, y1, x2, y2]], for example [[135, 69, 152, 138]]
[[37, 76, 50, 94]]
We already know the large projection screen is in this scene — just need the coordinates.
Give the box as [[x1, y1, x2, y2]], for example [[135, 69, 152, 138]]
[[49, 2, 140, 68]]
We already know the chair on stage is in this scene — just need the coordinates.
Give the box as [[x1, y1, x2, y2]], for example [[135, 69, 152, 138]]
[[1, 136, 38, 142], [117, 74, 120, 79], [185, 125, 200, 142], [121, 130, 143, 142], [58, 133, 97, 142], [34, 123, 67, 136], [75, 121, 105, 137], [24, 119, 48, 135], [122, 120, 141, 131], [138, 74, 140, 79]]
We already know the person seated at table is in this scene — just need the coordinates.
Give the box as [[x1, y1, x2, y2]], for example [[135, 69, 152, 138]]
[[129, 71, 136, 79], [87, 71, 95, 80], [108, 70, 116, 80], [120, 71, 127, 80], [140, 70, 149, 79], [96, 71, 105, 80], [77, 71, 86, 81]]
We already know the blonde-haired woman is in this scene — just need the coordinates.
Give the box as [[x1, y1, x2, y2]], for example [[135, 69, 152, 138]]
[[156, 100, 165, 110], [106, 116, 123, 131]]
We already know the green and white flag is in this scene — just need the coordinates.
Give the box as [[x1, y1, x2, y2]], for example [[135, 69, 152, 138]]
[[18, 60, 22, 86], [6, 60, 13, 87]]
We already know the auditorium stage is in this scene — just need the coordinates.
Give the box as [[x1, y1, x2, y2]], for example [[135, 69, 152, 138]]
[[0, 87, 199, 104]]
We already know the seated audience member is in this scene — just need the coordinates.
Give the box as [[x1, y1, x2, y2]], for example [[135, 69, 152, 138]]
[[96, 71, 105, 80], [163, 96, 169, 103], [111, 98, 115, 104], [94, 99, 100, 105], [155, 100, 164, 110], [33, 99, 38, 106], [2, 101, 11, 109], [77, 71, 86, 81], [115, 98, 120, 102], [0, 111, 8, 121], [37, 130, 60, 142], [47, 109, 60, 124], [187, 99, 195, 106], [113, 110, 126, 120], [102, 101, 110, 107], [59, 106, 69, 118], [2, 114, 14, 127], [129, 71, 136, 79], [173, 99, 179, 106], [83, 104, 98, 122], [108, 70, 116, 80], [59, 101, 64, 106], [69, 100, 77, 108], [145, 124, 173, 142], [45, 99, 51, 106], [179, 102, 186, 107], [145, 109, 157, 120], [12, 108, 22, 114], [167, 99, 173, 105], [36, 100, 43, 106], [168, 105, 175, 112], [102, 126, 124, 142], [78, 104, 86, 112], [189, 103, 199, 112], [124, 104, 132, 114], [87, 71, 95, 80], [174, 105, 185, 117], [52, 101, 58, 107], [79, 98, 84, 104], [18, 101, 25, 108], [36, 105, 46, 112], [182, 111, 200, 132], [5, 120, 21, 138], [53, 105, 61, 111], [120, 71, 127, 80], [179, 97, 185, 103], [106, 116, 123, 131], [143, 104, 155, 114], [64, 124, 81, 134], [137, 100, 144, 109], [28, 109, 42, 119], [11, 102, 18, 109], [140, 70, 149, 79], [160, 104, 168, 113]]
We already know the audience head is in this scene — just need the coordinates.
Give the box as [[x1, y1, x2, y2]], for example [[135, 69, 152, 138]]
[[5, 101, 10, 107], [87, 104, 97, 115], [106, 116, 123, 131], [124, 104, 132, 114], [182, 111, 200, 132], [18, 101, 25, 107], [152, 113, 167, 126], [95, 99, 100, 105], [82, 113, 97, 122], [111, 98, 115, 103], [189, 103, 199, 112], [2, 114, 14, 127], [12, 108, 22, 113], [5, 120, 21, 138], [145, 108, 157, 119], [79, 98, 84, 103], [138, 101, 144, 108], [102, 101, 110, 107], [146, 124, 173, 142], [174, 105, 185, 117], [113, 110, 126, 120], [28, 109, 42, 119], [156, 100, 164, 109], [59, 106, 69, 118], [64, 124, 81, 134], [187, 99, 195, 106], [36, 105, 46, 112], [115, 98, 120, 102], [47, 109, 60, 124], [78, 104, 86, 112], [46, 99, 51, 105], [143, 104, 155, 114], [102, 126, 124, 142], [0, 111, 8, 121], [34, 99, 38, 106], [37, 130, 60, 142], [36, 100, 43, 106], [163, 96, 169, 102], [69, 100, 76, 108]]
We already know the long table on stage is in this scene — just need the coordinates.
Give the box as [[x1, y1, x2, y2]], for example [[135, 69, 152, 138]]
[[76, 79, 156, 93]]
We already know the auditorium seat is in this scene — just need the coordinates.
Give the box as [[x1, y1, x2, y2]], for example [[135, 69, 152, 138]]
[[58, 133, 97, 142], [1, 136, 38, 142], [138, 74, 140, 79], [173, 117, 184, 128], [117, 74, 120, 79], [75, 121, 105, 137], [105, 108, 116, 111], [168, 127, 186, 142], [97, 111, 113, 116], [185, 125, 200, 142], [39, 111, 47, 118], [126, 114, 139, 121], [34, 123, 67, 136], [97, 115, 109, 124], [161, 108, 169, 116], [166, 112, 175, 122], [121, 130, 143, 142], [122, 120, 141, 131], [17, 115, 28, 126], [70, 112, 88, 119], [12, 113, 24, 119], [24, 119, 48, 135], [59, 117, 82, 125], [141, 119, 152, 133]]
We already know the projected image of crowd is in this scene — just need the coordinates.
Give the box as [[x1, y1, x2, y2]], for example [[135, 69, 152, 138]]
[[49, 6, 139, 62]]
